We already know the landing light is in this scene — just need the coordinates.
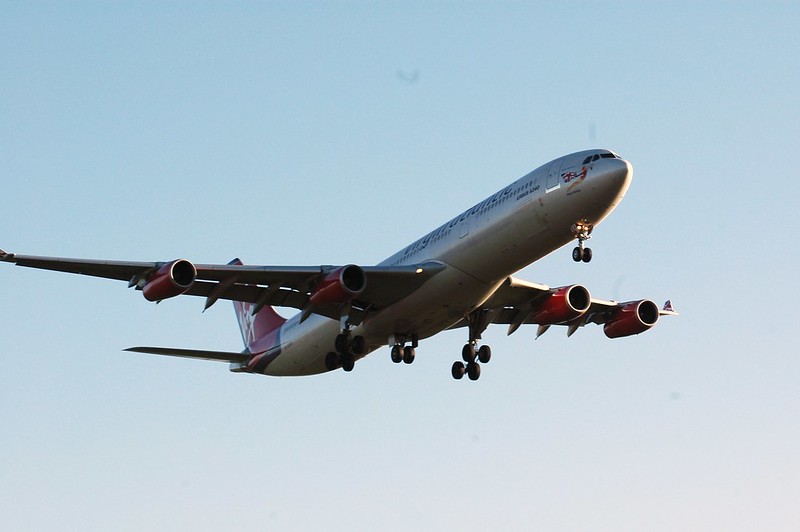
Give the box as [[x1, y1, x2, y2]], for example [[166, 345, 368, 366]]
[[416, 268, 424, 274]]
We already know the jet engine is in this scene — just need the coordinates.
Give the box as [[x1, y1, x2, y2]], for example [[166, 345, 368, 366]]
[[142, 259, 197, 301], [309, 265, 367, 306], [603, 299, 659, 338], [531, 284, 591, 325]]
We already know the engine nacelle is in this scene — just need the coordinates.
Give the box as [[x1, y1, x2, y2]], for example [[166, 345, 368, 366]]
[[142, 259, 197, 302], [309, 265, 367, 306], [531, 284, 591, 325], [603, 299, 660, 338]]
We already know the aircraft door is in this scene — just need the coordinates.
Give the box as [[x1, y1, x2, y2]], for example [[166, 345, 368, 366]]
[[546, 159, 562, 192]]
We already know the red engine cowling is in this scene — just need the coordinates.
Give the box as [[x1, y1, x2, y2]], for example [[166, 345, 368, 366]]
[[531, 284, 591, 325], [142, 259, 197, 302], [309, 265, 367, 306], [603, 299, 660, 338]]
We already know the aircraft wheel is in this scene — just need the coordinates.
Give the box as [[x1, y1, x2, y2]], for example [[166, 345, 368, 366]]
[[341, 354, 355, 372], [582, 248, 593, 263], [351, 335, 366, 355], [478, 345, 492, 364], [462, 343, 476, 363], [467, 362, 481, 381], [452, 361, 465, 380], [335, 333, 350, 354], [325, 352, 339, 371], [572, 247, 582, 262], [390, 345, 403, 363], [403, 346, 416, 364]]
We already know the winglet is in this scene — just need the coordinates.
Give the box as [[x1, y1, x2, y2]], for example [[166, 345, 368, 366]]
[[660, 300, 679, 316]]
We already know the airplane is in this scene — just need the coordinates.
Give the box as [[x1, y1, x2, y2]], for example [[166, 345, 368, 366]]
[[1, 149, 677, 381]]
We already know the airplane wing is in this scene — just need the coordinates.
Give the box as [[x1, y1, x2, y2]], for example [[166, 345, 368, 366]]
[[124, 346, 250, 363], [0, 249, 445, 323], [450, 275, 678, 339]]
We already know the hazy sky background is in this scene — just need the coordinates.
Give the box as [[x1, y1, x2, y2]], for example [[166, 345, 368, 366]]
[[2, 2, 798, 531]]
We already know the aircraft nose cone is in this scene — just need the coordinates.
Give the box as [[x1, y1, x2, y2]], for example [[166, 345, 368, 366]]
[[595, 158, 633, 205]]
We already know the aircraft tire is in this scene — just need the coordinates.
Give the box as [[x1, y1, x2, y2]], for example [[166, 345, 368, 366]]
[[390, 345, 403, 363], [341, 354, 355, 372], [582, 248, 592, 263], [403, 346, 416, 364], [335, 334, 350, 355], [478, 345, 492, 364], [467, 362, 481, 381], [572, 247, 582, 262], [325, 352, 339, 371], [452, 361, 465, 380], [351, 335, 366, 355], [462, 343, 476, 363]]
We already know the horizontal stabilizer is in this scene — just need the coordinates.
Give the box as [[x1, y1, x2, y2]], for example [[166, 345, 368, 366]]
[[124, 346, 249, 363]]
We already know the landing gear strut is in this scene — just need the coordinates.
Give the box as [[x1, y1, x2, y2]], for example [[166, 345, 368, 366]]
[[571, 220, 594, 263]]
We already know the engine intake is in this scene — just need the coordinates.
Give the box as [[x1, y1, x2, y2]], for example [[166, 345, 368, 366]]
[[142, 259, 197, 302], [531, 284, 591, 325], [309, 265, 367, 306], [603, 299, 660, 338]]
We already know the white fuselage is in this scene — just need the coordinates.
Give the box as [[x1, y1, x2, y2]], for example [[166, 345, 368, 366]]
[[253, 150, 633, 376]]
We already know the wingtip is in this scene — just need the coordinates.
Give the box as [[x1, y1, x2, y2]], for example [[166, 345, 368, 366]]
[[661, 300, 679, 316], [0, 249, 15, 262]]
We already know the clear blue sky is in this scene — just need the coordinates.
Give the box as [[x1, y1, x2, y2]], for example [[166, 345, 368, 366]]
[[2, 2, 798, 531]]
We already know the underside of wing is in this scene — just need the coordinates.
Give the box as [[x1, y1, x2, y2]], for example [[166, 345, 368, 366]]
[[2, 248, 446, 322], [2, 252, 156, 281], [190, 261, 445, 309], [452, 275, 677, 339]]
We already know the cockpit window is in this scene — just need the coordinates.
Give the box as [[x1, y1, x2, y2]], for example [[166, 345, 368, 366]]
[[583, 151, 621, 165]]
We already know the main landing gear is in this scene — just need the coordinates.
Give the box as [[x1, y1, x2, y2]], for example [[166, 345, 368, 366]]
[[390, 335, 418, 365], [325, 331, 366, 372], [451, 343, 492, 381], [571, 220, 594, 263], [452, 309, 493, 381]]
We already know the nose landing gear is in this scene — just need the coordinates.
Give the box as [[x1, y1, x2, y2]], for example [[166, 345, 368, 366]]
[[571, 220, 594, 263]]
